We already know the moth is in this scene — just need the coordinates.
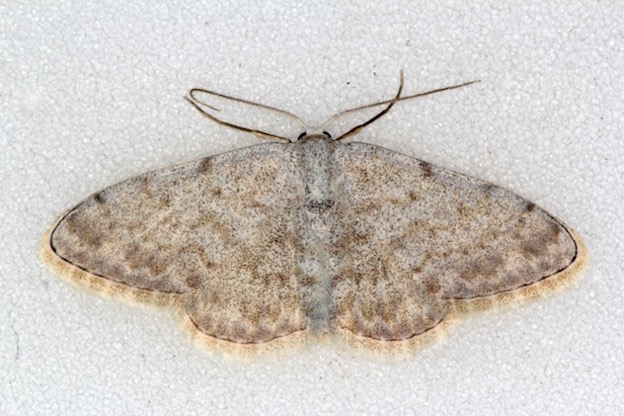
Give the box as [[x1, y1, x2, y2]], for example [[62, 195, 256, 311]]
[[42, 71, 586, 358]]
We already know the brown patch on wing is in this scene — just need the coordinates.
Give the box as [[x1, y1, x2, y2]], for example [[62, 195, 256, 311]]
[[420, 161, 434, 178]]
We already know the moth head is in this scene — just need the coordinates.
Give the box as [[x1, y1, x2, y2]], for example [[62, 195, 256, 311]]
[[296, 130, 333, 143]]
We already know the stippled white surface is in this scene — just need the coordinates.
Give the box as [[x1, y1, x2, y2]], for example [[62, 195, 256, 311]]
[[2, 1, 622, 415]]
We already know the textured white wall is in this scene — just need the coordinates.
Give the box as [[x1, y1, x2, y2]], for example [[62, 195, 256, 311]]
[[2, 1, 622, 415]]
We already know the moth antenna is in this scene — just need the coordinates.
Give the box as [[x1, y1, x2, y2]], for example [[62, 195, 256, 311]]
[[328, 77, 479, 141], [334, 69, 405, 142], [185, 88, 307, 144]]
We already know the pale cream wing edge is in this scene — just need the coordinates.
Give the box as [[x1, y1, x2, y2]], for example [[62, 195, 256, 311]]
[[40, 213, 312, 360], [333, 227, 587, 360]]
